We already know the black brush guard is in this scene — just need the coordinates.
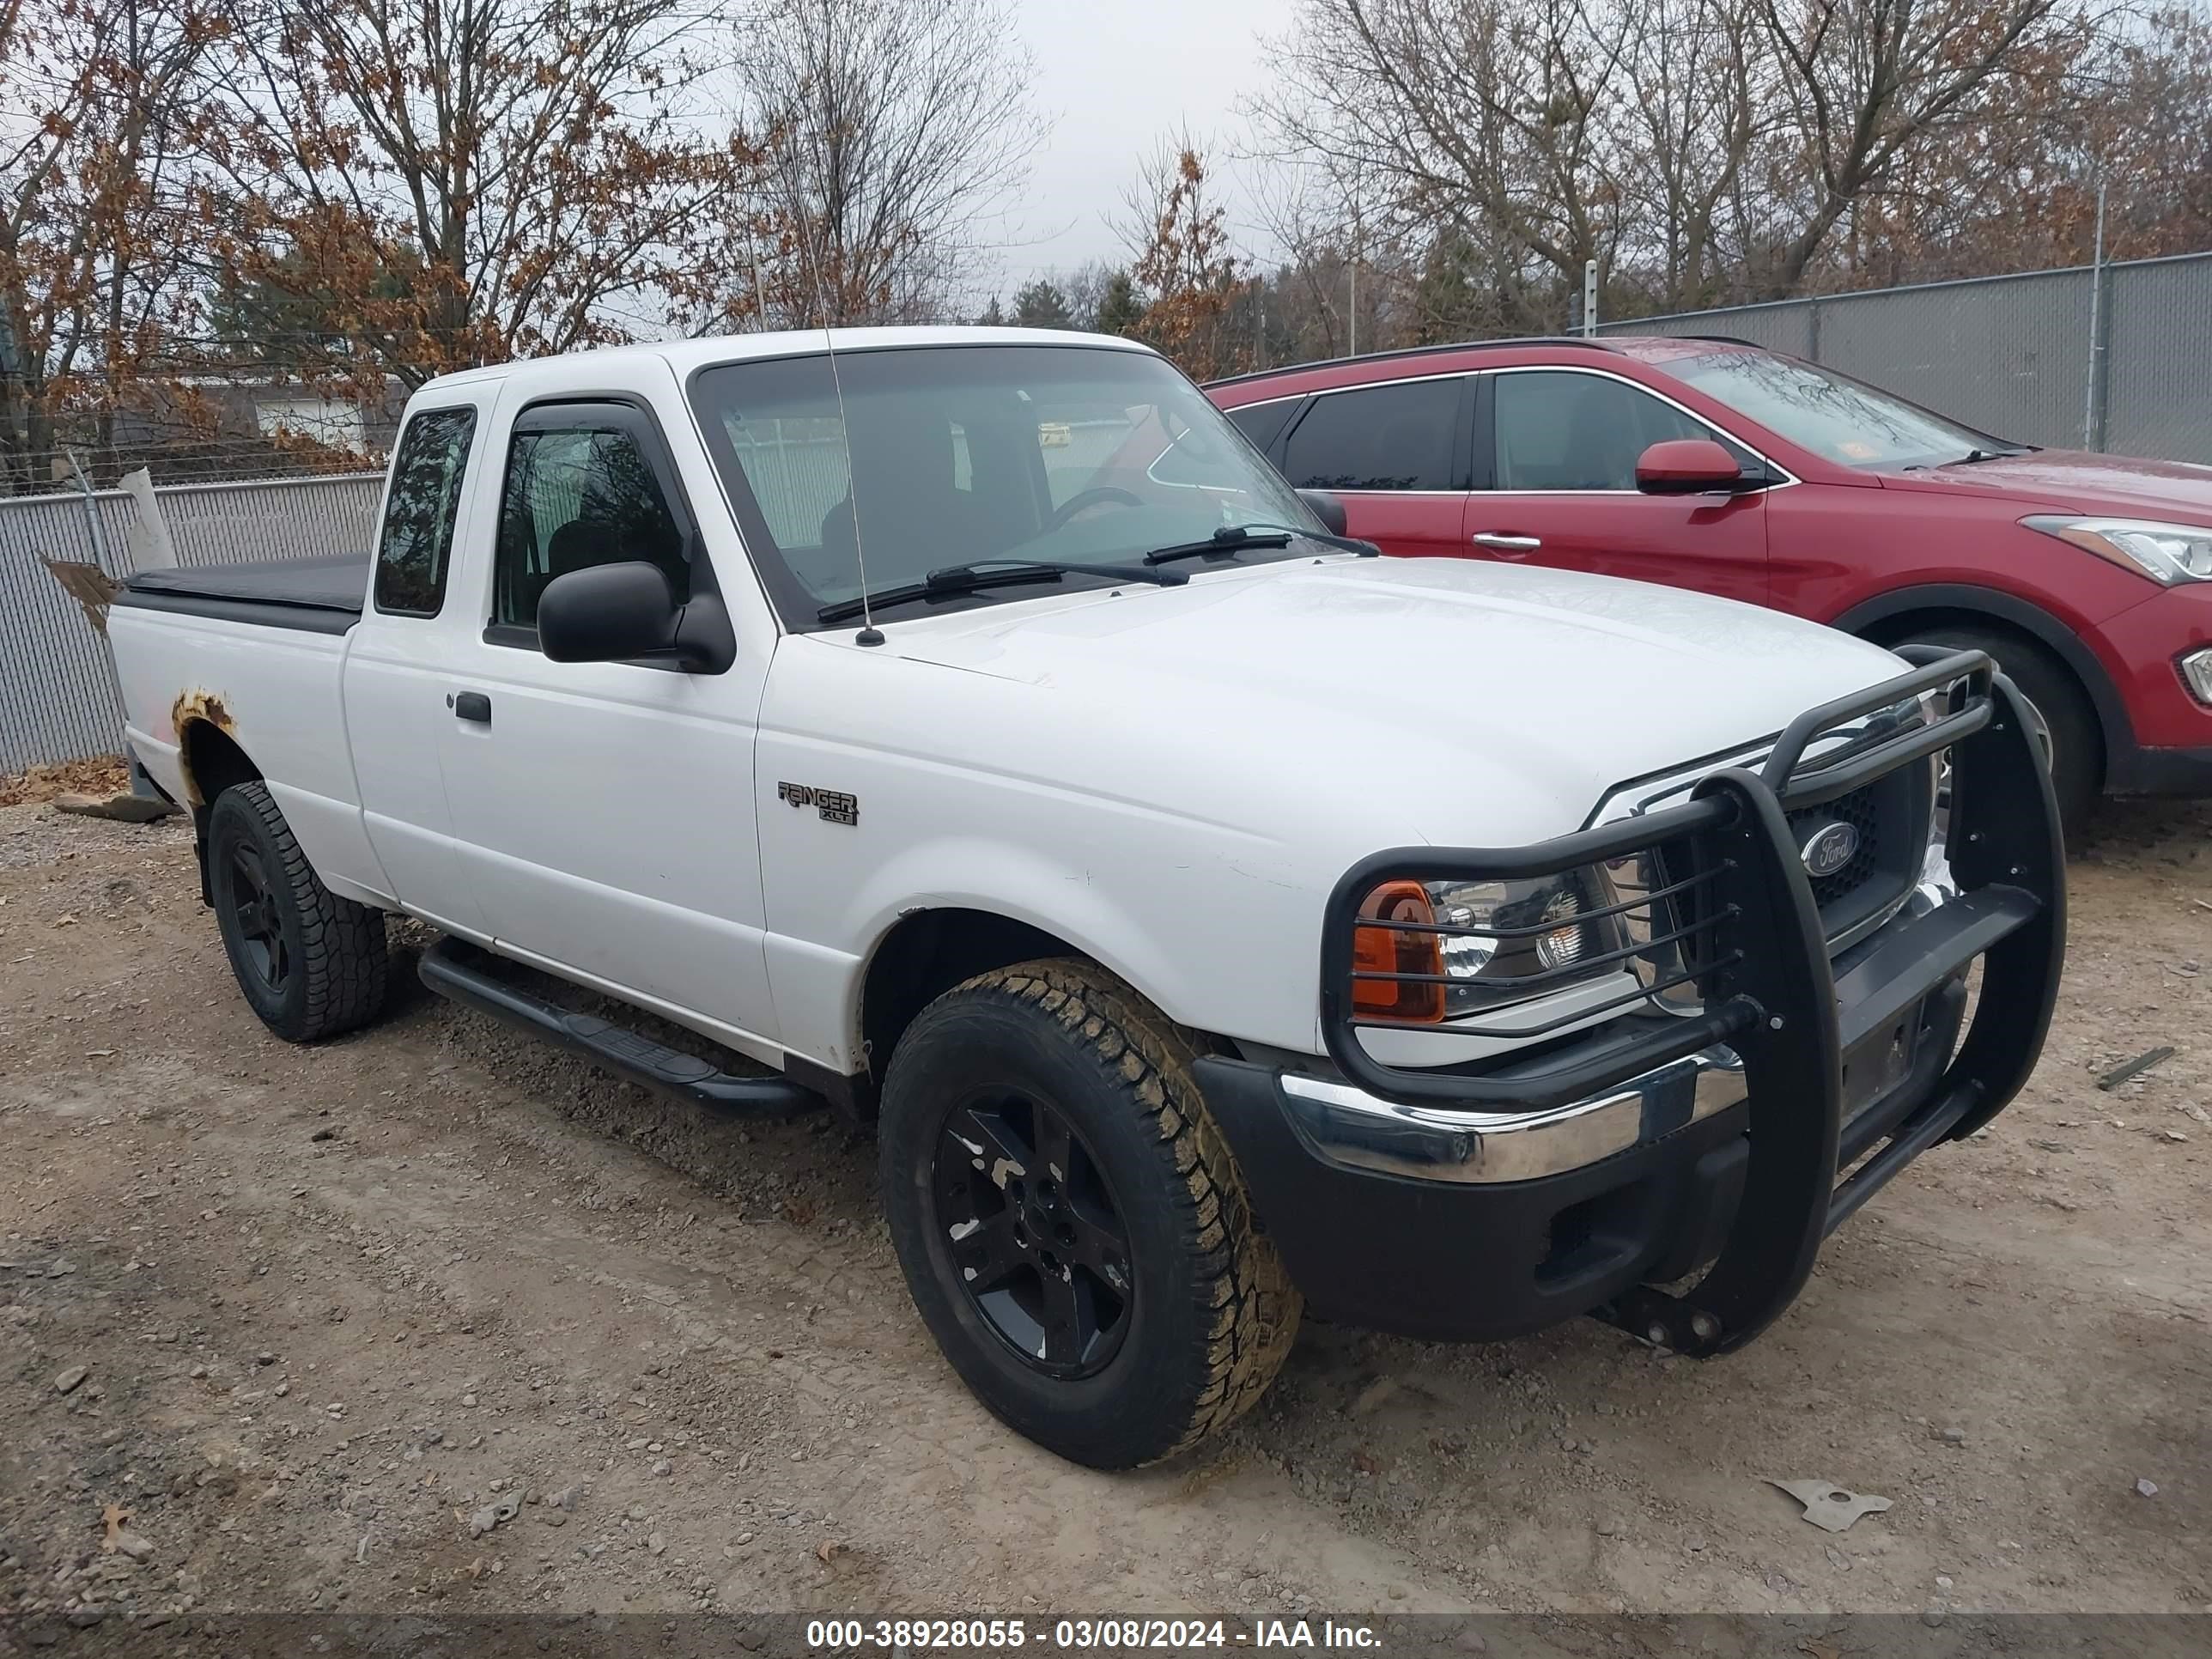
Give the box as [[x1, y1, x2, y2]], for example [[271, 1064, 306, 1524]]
[[1315, 648, 2065, 1357]]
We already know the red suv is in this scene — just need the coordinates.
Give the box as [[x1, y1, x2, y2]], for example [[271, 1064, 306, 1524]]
[[1206, 337, 2212, 825]]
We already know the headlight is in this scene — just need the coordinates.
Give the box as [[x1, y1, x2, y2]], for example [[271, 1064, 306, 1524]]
[[1352, 868, 1624, 1024], [2025, 515, 2212, 585]]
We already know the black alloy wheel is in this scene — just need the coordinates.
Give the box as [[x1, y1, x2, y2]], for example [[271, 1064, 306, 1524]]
[[205, 781, 389, 1042], [226, 842, 291, 996], [933, 1091, 1133, 1377], [878, 957, 1301, 1468]]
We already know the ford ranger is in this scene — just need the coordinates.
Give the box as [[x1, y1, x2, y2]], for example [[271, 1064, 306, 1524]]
[[106, 327, 2065, 1469]]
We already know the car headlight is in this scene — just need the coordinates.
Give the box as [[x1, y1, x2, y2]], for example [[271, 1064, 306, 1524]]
[[2026, 515, 2212, 585], [1352, 869, 1625, 1024]]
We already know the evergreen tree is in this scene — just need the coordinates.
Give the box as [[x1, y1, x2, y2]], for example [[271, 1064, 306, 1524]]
[[1011, 277, 1073, 328], [1094, 270, 1145, 337]]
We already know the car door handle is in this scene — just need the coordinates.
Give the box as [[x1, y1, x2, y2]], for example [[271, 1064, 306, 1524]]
[[452, 692, 492, 725], [1471, 532, 1542, 551]]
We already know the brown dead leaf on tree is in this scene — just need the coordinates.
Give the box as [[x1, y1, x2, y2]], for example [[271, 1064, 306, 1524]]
[[1121, 136, 1252, 383], [0, 0, 228, 494]]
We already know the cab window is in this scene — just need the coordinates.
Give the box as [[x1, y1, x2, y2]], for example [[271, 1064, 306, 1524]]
[[373, 407, 477, 616], [492, 409, 690, 632]]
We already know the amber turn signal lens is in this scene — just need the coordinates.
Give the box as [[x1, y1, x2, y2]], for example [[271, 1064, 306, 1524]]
[[1352, 879, 1445, 1024]]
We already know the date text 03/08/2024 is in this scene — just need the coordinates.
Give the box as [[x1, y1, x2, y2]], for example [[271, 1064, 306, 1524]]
[[805, 1619, 1384, 1650]]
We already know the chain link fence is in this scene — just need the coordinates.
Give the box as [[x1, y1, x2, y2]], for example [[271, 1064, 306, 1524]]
[[1599, 250, 2212, 464], [0, 473, 382, 774]]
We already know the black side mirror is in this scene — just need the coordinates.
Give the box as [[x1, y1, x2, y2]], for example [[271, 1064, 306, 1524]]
[[1298, 489, 1350, 536], [538, 562, 734, 673]]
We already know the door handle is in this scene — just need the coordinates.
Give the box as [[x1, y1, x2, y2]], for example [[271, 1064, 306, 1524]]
[[452, 692, 492, 725], [1472, 532, 1542, 551]]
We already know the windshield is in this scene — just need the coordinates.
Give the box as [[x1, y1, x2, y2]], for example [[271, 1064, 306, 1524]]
[[690, 343, 1319, 628], [1662, 349, 2007, 471]]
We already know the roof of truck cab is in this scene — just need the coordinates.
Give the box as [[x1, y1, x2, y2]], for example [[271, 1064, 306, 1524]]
[[419, 327, 1158, 392]]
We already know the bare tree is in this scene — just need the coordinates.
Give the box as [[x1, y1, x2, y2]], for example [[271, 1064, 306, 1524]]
[[1613, 0, 1773, 309], [732, 0, 1043, 326], [1806, 1, 2212, 283], [1055, 259, 1119, 332], [2088, 3, 2212, 259], [1246, 161, 1352, 358], [1255, 0, 1640, 328], [1247, 155, 1428, 357], [203, 0, 751, 390], [1750, 0, 2105, 295], [1255, 0, 2148, 321]]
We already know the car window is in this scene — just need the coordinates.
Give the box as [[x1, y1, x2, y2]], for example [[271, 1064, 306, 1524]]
[[1223, 399, 1297, 453], [373, 406, 476, 616], [1282, 379, 1462, 490], [492, 417, 689, 630], [691, 344, 1316, 628], [1662, 349, 1999, 470], [1491, 371, 1741, 491]]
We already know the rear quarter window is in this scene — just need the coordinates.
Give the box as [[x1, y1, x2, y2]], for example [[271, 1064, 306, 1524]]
[[1282, 379, 1462, 490], [1223, 398, 1298, 454], [374, 407, 478, 617]]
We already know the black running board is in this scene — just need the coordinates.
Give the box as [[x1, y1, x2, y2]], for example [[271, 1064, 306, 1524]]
[[418, 939, 820, 1116]]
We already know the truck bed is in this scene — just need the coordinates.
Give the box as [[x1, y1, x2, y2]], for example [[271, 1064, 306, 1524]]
[[118, 555, 368, 635]]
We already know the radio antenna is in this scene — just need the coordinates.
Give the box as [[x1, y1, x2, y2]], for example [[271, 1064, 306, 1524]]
[[775, 126, 884, 647]]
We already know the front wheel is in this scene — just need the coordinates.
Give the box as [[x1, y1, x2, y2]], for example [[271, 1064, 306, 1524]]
[[208, 781, 389, 1042], [879, 958, 1301, 1468], [1894, 625, 2100, 836]]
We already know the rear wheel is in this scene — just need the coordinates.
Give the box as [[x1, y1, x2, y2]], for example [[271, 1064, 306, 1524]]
[[208, 781, 389, 1042], [879, 958, 1300, 1468], [1890, 624, 2099, 835]]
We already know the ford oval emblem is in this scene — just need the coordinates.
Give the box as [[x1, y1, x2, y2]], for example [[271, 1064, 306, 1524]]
[[1801, 821, 1860, 878]]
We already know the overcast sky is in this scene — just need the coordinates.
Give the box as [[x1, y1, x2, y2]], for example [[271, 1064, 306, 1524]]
[[990, 0, 1297, 301]]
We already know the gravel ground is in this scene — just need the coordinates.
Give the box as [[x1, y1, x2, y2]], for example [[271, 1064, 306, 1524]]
[[0, 797, 2205, 1631]]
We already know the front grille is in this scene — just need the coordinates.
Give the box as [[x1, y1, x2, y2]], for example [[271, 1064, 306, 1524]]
[[1787, 784, 1881, 911], [1782, 766, 1927, 946]]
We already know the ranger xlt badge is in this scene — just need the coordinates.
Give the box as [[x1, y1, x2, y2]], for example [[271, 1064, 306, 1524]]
[[778, 782, 859, 826]]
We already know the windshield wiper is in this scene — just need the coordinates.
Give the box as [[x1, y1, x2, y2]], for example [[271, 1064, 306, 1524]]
[[815, 558, 1188, 625], [1143, 522, 1380, 565], [1904, 447, 2019, 472], [1941, 445, 2034, 466]]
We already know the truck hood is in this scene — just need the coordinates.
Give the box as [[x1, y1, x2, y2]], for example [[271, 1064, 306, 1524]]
[[1875, 447, 2212, 519], [882, 556, 1908, 843]]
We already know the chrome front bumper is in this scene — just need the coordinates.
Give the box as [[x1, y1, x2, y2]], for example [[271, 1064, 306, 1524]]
[[1283, 866, 1966, 1188], [1278, 1043, 1747, 1185]]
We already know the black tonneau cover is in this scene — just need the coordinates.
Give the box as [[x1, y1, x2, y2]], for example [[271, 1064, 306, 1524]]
[[118, 555, 368, 635]]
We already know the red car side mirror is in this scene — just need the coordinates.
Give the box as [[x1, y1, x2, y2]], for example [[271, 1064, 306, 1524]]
[[1636, 438, 1747, 495]]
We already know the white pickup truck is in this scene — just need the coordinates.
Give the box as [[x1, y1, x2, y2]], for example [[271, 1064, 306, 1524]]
[[108, 327, 2065, 1469]]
